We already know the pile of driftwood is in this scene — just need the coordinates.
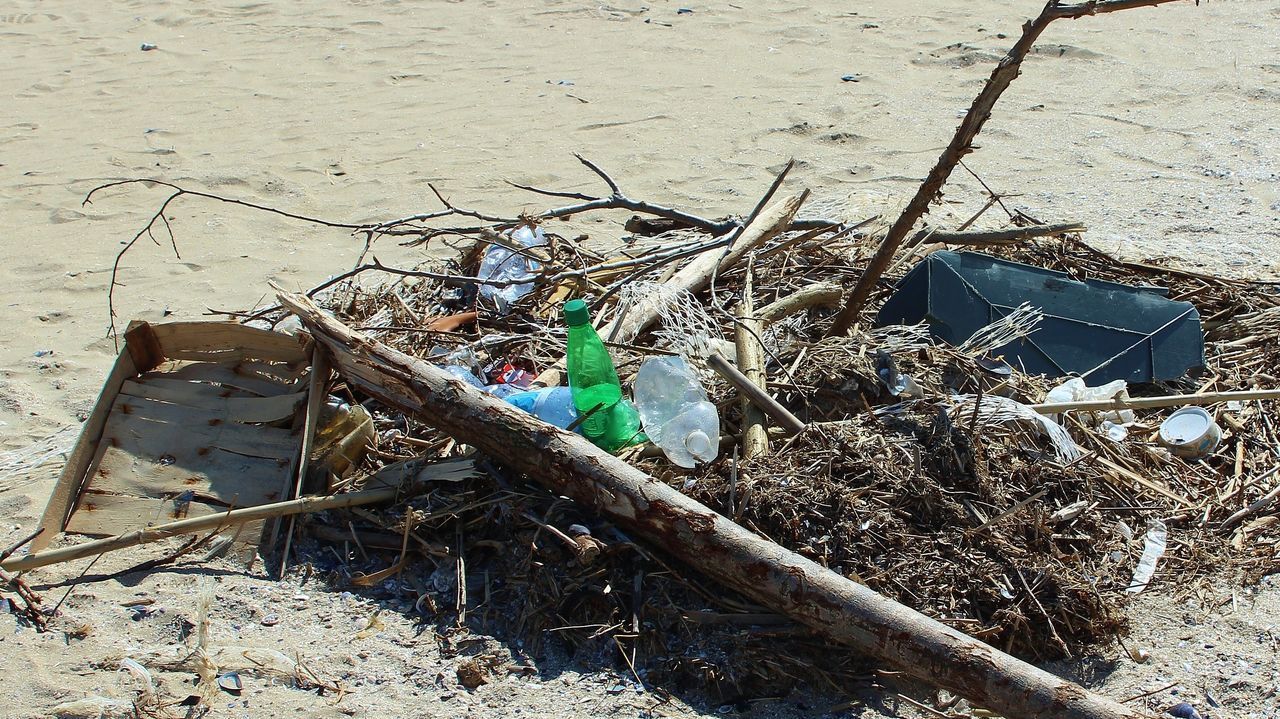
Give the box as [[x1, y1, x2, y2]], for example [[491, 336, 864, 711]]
[[243, 191, 1278, 702], [9, 2, 1280, 718]]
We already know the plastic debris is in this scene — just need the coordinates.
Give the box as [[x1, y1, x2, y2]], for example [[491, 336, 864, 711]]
[[563, 300, 643, 452], [1127, 519, 1167, 594], [313, 399, 375, 480], [875, 350, 924, 400], [877, 251, 1206, 383], [634, 356, 719, 468], [505, 386, 580, 432], [950, 394, 1081, 462], [1043, 377, 1135, 425], [477, 224, 547, 312], [1158, 407, 1222, 458]]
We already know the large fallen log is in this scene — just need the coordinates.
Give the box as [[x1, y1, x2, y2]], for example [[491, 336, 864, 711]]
[[279, 291, 1151, 719]]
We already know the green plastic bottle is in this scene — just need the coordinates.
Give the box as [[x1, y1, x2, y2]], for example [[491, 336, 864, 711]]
[[563, 299, 643, 452]]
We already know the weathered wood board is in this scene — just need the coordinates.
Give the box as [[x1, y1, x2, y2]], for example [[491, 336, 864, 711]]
[[32, 321, 318, 559]]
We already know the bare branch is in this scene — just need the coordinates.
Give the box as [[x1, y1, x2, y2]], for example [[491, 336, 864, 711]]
[[827, 0, 1189, 335]]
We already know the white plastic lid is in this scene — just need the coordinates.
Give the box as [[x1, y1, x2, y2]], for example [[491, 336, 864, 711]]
[[1159, 407, 1212, 445], [685, 430, 714, 462]]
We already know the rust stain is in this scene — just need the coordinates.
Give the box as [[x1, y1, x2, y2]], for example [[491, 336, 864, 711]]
[[647, 499, 716, 534], [207, 418, 222, 426], [197, 447, 210, 456], [120, 403, 133, 415], [743, 562, 771, 582]]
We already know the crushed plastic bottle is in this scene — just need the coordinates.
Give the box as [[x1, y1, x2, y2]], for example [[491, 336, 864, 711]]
[[313, 399, 375, 480], [563, 299, 643, 452], [441, 364, 486, 390], [435, 347, 519, 398], [633, 356, 719, 468], [504, 387, 580, 432], [477, 224, 548, 312]]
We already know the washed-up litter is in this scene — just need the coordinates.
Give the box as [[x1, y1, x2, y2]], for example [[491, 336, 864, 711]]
[[12, 187, 1280, 716], [26, 320, 318, 561], [33, 12, 1280, 713], [1126, 519, 1168, 594], [634, 356, 719, 467], [877, 250, 1207, 383], [10, 74, 1280, 719], [1158, 406, 1223, 459]]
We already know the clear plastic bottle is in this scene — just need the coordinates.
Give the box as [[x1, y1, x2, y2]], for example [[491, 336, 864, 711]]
[[633, 356, 719, 468], [477, 224, 548, 312], [563, 299, 643, 452], [504, 386, 580, 431]]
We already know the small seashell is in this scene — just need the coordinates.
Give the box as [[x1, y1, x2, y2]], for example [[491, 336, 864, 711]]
[[260, 612, 280, 626], [218, 672, 243, 693], [140, 42, 158, 51]]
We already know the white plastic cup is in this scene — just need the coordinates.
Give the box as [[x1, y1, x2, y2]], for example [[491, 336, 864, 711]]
[[1158, 407, 1222, 459]]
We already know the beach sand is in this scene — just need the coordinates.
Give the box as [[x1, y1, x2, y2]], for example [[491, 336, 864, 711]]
[[2, 1, 1278, 716]]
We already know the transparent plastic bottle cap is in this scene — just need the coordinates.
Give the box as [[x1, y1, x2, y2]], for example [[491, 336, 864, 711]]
[[685, 430, 714, 462]]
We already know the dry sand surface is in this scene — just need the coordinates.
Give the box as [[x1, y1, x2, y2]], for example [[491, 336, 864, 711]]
[[2, 1, 1279, 717]]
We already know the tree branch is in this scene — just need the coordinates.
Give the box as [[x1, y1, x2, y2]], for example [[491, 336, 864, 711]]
[[827, 0, 1190, 335]]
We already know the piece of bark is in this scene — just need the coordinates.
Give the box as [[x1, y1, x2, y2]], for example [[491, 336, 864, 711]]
[[279, 291, 1150, 719], [757, 283, 843, 326]]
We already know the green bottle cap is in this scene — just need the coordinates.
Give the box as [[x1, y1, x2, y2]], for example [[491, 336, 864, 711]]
[[563, 299, 590, 326]]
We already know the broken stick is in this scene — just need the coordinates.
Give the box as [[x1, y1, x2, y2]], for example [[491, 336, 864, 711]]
[[281, 291, 1150, 719], [735, 266, 769, 460], [1029, 388, 1280, 414], [828, 0, 1187, 335], [534, 191, 809, 387]]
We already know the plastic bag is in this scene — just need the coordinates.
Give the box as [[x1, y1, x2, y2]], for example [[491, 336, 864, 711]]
[[1043, 377, 1135, 426]]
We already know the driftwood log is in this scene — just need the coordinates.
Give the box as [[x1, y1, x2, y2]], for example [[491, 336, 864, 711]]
[[280, 291, 1151, 719]]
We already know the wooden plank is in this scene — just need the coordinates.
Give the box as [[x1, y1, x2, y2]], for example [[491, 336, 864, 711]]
[[83, 444, 284, 507], [102, 393, 298, 460], [148, 362, 294, 397], [31, 349, 139, 551], [65, 492, 267, 550], [119, 379, 305, 423], [67, 490, 227, 532], [148, 322, 308, 364]]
